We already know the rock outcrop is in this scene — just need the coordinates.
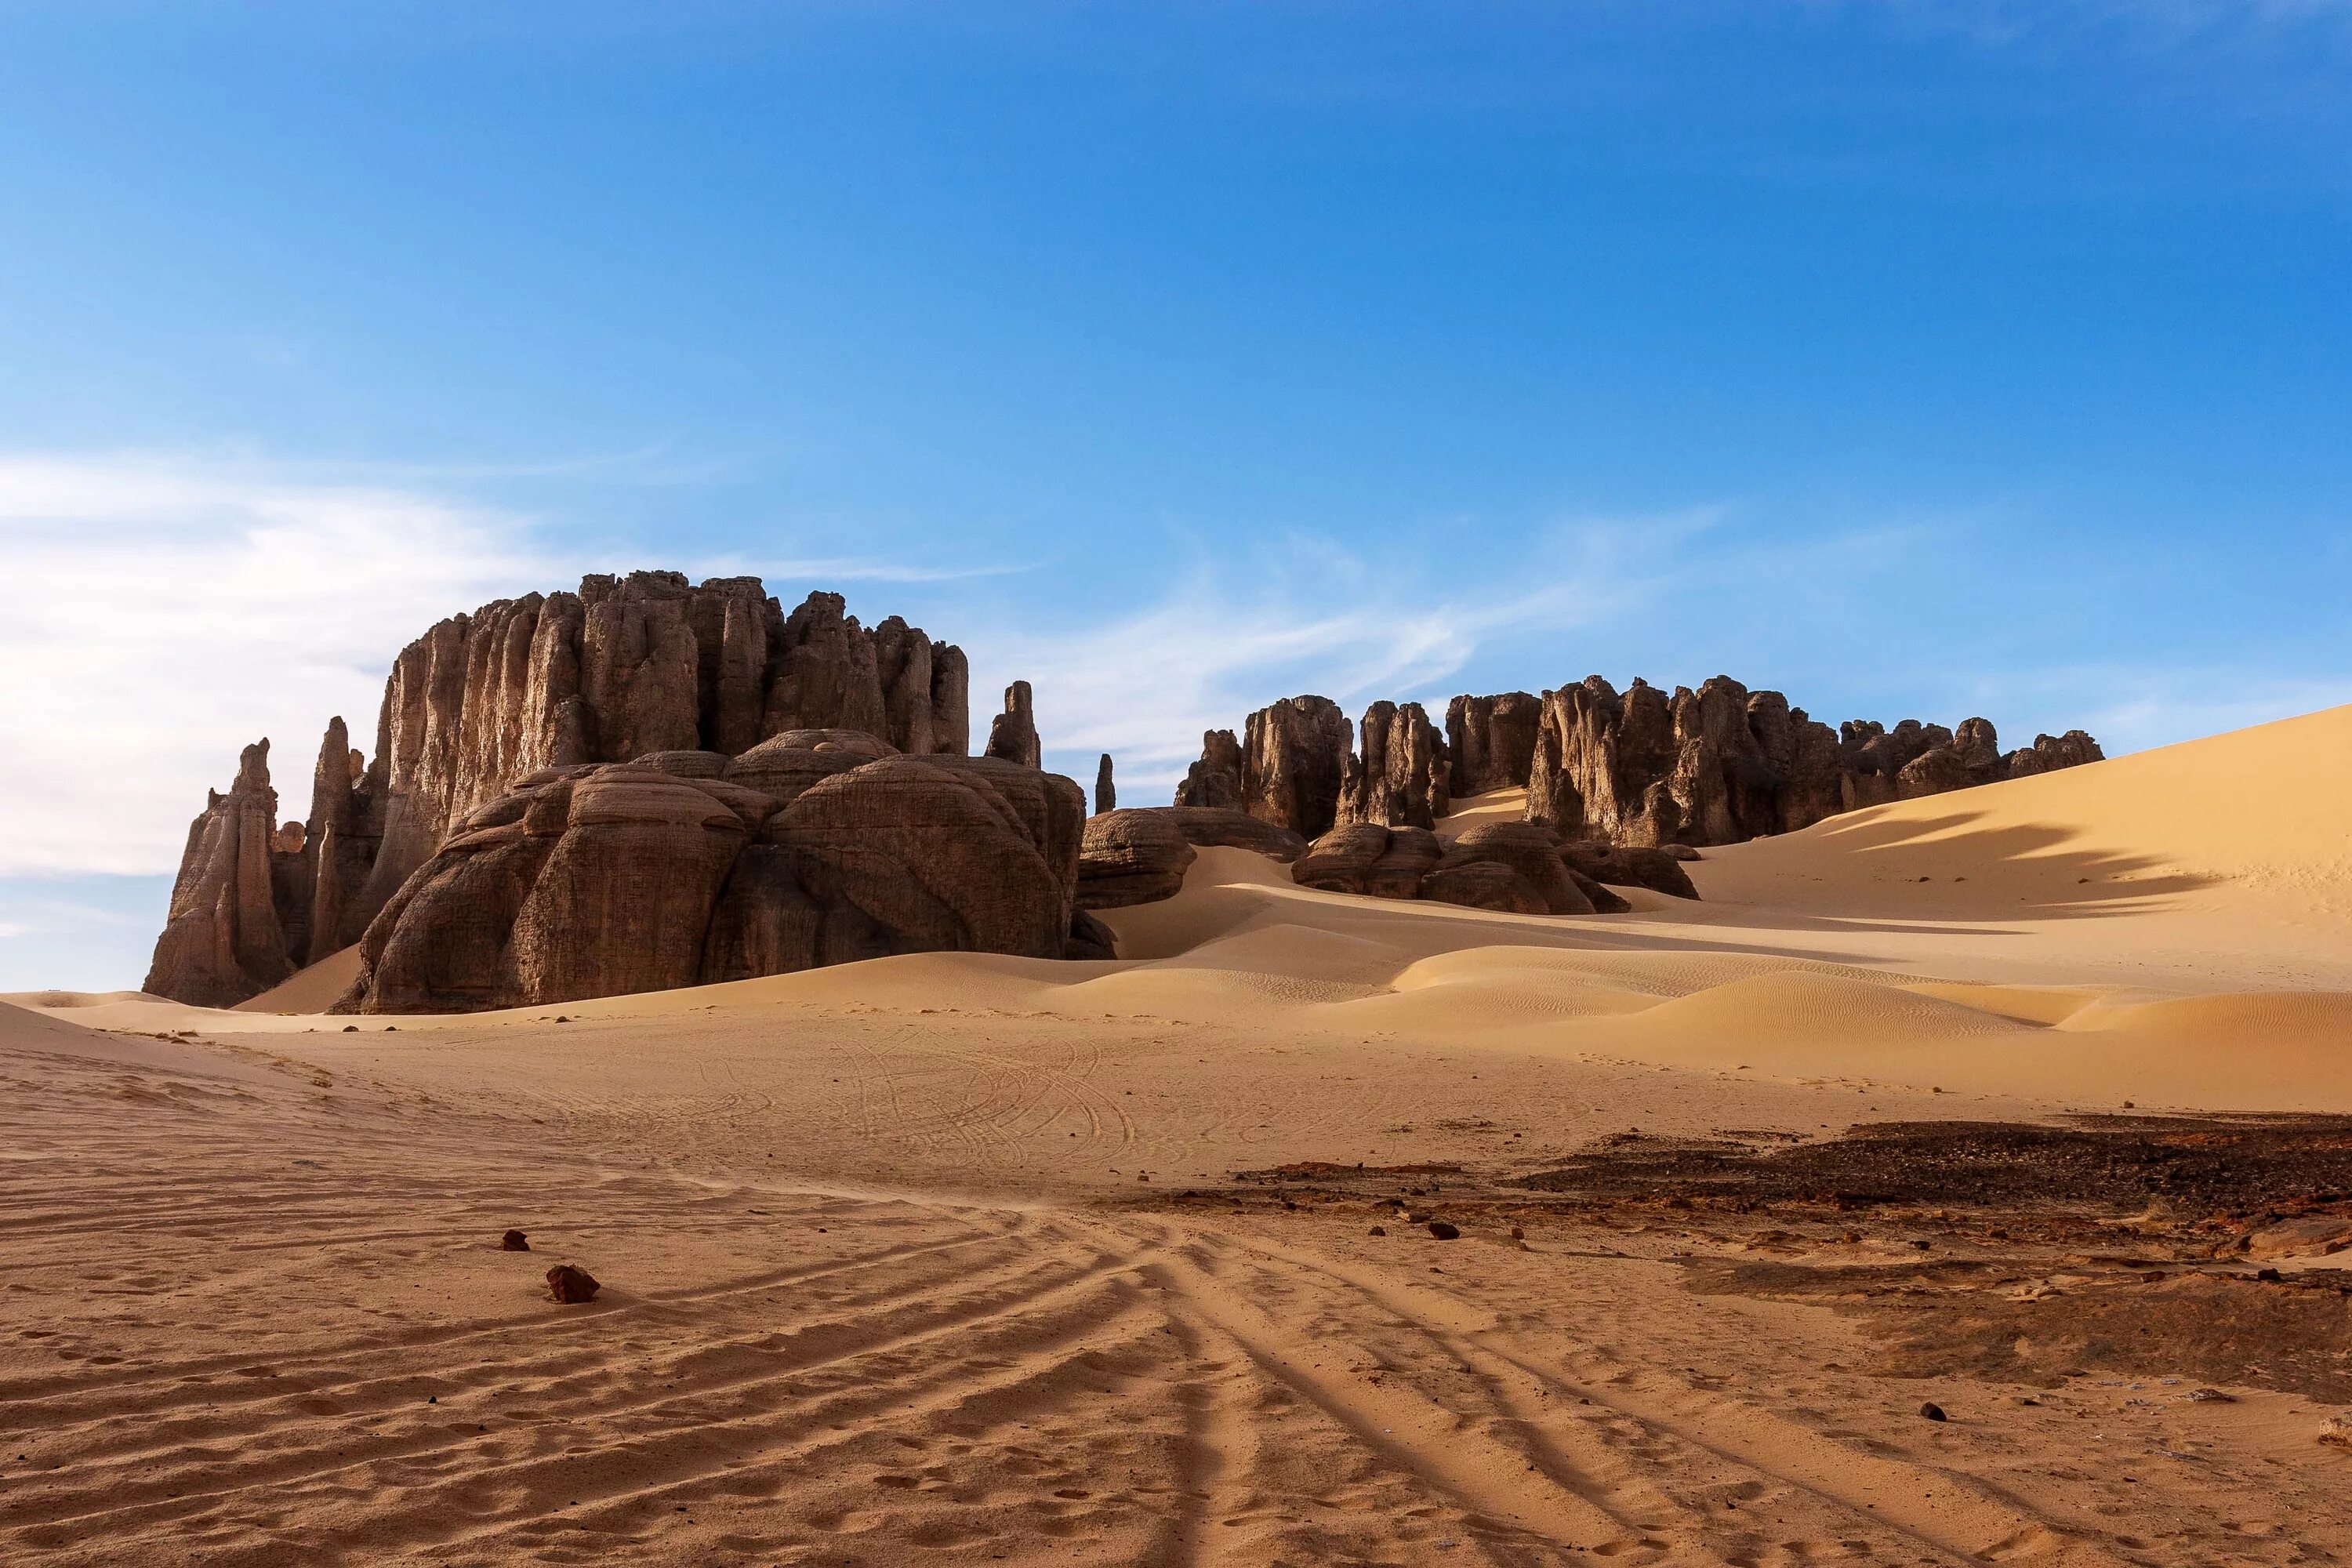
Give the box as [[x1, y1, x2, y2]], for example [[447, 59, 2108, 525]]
[[143, 740, 300, 1007], [1196, 675, 2101, 862], [1076, 809, 1196, 909], [1558, 840, 1699, 901], [1162, 807, 1308, 863], [336, 746, 1091, 1013], [1157, 670, 2100, 916], [1094, 753, 1115, 815], [1173, 729, 1243, 811], [146, 574, 991, 1007], [1432, 824, 1602, 915], [1445, 692, 1541, 797], [2006, 728, 2106, 778], [1179, 696, 1352, 840], [1338, 702, 1448, 830], [1290, 820, 1603, 914], [985, 681, 1040, 768], [1526, 675, 2103, 849]]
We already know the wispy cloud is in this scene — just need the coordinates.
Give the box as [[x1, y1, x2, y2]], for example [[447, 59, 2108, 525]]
[[0, 453, 574, 877], [694, 552, 1044, 586], [967, 514, 1698, 796]]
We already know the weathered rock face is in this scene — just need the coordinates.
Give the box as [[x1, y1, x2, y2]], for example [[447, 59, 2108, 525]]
[[1076, 809, 1197, 909], [1173, 729, 1243, 811], [1558, 841, 1700, 901], [1094, 753, 1115, 815], [1445, 692, 1541, 797], [145, 574, 982, 1007], [1290, 819, 1601, 915], [344, 574, 971, 945], [143, 740, 302, 1007], [1523, 674, 2103, 849], [1293, 823, 1441, 901], [1338, 702, 1449, 830], [1526, 677, 1681, 844], [1163, 807, 1308, 863], [1240, 696, 1352, 840], [984, 681, 1040, 768], [2008, 729, 2106, 778], [337, 749, 1091, 1013], [1434, 824, 1597, 915]]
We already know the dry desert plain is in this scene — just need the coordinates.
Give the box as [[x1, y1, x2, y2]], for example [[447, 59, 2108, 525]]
[[5, 705, 2352, 1566]]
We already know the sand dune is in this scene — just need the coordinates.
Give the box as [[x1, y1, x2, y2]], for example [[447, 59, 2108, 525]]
[[7, 706, 2352, 1562], [234, 943, 365, 1014]]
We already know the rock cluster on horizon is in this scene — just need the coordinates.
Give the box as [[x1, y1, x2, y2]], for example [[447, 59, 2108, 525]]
[[1177, 678, 2103, 855], [1525, 675, 2104, 846], [142, 572, 1091, 1011]]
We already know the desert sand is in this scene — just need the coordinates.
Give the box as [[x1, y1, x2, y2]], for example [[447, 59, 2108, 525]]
[[5, 707, 2350, 1563]]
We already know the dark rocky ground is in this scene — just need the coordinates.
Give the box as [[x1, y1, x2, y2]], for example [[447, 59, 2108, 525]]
[[1171, 1115, 2352, 1404]]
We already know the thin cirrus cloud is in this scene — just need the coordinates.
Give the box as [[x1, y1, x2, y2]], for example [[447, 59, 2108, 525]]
[[0, 453, 568, 877], [970, 522, 1675, 796]]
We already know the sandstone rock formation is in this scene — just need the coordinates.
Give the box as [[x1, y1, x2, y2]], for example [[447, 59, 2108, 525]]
[[2006, 729, 2106, 777], [1173, 729, 1243, 811], [1076, 809, 1196, 909], [985, 681, 1040, 768], [143, 740, 300, 1007], [336, 746, 1091, 1013], [1094, 753, 1115, 815], [1158, 669, 2102, 917], [147, 574, 992, 1008], [1432, 823, 1600, 915], [1161, 807, 1308, 863], [1558, 841, 1699, 901], [1171, 697, 1351, 839], [1290, 819, 1606, 914], [1445, 691, 1541, 797], [1524, 675, 2103, 849], [1338, 702, 1448, 830], [1247, 695, 1353, 839], [1293, 823, 1442, 901]]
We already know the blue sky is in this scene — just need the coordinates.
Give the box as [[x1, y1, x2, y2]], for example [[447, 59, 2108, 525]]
[[3, 1, 2349, 988]]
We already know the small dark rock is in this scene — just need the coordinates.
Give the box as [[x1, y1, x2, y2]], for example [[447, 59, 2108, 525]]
[[1918, 1402, 1947, 1421], [342, 1025, 358, 1033], [545, 1264, 601, 1304], [500, 1229, 531, 1252], [2257, 1267, 2284, 1282], [1426, 1221, 1461, 1240], [1369, 1225, 1388, 1236]]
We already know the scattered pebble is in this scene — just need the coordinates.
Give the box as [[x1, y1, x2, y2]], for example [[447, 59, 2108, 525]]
[[1426, 1221, 1460, 1241], [1919, 1402, 1947, 1421], [500, 1229, 531, 1252], [1368, 1225, 1387, 1236]]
